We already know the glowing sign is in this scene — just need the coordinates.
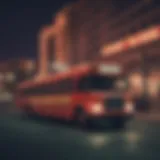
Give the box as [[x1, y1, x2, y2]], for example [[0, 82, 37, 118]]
[[99, 64, 122, 74], [102, 41, 124, 55], [126, 26, 160, 48], [101, 25, 160, 56]]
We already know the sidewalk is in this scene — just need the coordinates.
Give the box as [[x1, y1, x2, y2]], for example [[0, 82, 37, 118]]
[[135, 98, 160, 121], [135, 112, 160, 121]]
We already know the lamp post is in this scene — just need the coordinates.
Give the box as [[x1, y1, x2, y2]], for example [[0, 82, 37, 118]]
[[140, 51, 150, 111]]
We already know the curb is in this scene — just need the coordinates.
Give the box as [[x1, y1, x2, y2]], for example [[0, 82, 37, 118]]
[[135, 113, 160, 121]]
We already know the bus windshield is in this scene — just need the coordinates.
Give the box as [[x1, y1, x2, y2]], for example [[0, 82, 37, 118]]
[[78, 74, 121, 91]]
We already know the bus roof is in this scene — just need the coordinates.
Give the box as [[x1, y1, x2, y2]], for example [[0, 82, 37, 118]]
[[18, 62, 123, 90], [18, 63, 92, 90]]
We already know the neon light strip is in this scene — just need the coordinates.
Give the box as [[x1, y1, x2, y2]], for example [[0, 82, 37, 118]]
[[101, 25, 160, 56]]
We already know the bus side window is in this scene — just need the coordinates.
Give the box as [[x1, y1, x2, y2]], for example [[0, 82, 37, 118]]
[[20, 78, 75, 96], [23, 88, 30, 95], [78, 76, 90, 91], [23, 87, 40, 96], [55, 78, 74, 94], [41, 84, 51, 94], [63, 78, 74, 93]]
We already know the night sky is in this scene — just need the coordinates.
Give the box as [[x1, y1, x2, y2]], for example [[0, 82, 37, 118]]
[[0, 0, 159, 61], [0, 0, 77, 60]]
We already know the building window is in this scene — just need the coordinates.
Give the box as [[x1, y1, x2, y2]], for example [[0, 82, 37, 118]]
[[128, 73, 144, 97]]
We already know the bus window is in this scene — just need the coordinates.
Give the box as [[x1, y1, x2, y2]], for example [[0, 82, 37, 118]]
[[58, 78, 74, 93], [20, 78, 74, 96], [77, 74, 117, 91]]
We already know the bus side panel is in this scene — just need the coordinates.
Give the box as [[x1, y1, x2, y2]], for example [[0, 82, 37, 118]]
[[15, 95, 28, 109], [60, 93, 76, 120], [50, 94, 73, 120], [26, 94, 72, 119], [69, 93, 98, 120], [26, 95, 59, 117]]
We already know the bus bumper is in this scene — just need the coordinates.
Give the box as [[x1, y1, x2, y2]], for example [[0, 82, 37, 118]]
[[89, 114, 133, 121], [87, 113, 134, 127]]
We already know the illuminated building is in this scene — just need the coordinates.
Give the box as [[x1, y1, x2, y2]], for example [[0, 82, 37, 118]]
[[0, 59, 36, 92], [69, 0, 160, 100], [39, 0, 159, 64], [37, 6, 72, 76], [38, 0, 159, 100]]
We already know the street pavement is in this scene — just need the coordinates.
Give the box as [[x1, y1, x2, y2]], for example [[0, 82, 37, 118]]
[[0, 103, 160, 160]]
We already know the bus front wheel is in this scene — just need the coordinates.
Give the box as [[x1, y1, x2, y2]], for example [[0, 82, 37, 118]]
[[73, 107, 89, 129], [24, 105, 35, 118]]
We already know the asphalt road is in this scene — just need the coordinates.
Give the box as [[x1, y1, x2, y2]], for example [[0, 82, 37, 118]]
[[0, 103, 160, 160]]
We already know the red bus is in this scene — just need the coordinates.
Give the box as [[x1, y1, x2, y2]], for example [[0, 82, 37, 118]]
[[15, 62, 134, 128]]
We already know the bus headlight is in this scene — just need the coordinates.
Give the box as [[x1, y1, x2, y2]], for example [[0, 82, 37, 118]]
[[124, 102, 134, 113], [91, 103, 104, 114]]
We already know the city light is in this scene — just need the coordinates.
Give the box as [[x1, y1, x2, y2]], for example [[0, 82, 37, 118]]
[[98, 64, 122, 74], [25, 60, 35, 71], [5, 72, 16, 82], [51, 62, 69, 72]]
